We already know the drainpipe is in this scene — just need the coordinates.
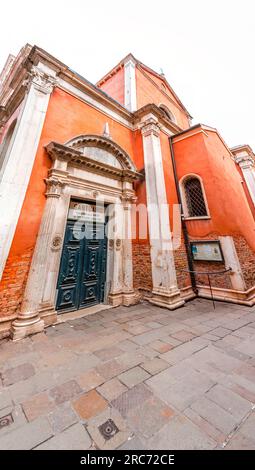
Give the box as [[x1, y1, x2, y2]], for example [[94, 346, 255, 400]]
[[168, 136, 198, 294]]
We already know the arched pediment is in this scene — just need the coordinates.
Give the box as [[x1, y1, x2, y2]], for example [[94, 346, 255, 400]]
[[45, 134, 141, 183], [65, 134, 136, 172]]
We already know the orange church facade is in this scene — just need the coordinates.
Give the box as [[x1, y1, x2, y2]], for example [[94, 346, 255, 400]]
[[0, 44, 255, 340]]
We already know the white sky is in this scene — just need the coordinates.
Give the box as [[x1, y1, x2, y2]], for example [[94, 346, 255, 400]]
[[1, 0, 254, 149]]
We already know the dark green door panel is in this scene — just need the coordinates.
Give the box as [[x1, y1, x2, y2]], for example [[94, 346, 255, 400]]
[[56, 210, 107, 313]]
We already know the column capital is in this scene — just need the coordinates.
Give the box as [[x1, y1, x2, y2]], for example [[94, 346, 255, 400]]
[[121, 190, 137, 209], [24, 66, 58, 95], [45, 177, 65, 198], [140, 114, 161, 137], [235, 154, 254, 169]]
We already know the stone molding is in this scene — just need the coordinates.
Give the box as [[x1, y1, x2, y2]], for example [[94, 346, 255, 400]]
[[66, 134, 136, 171], [46, 140, 142, 183], [28, 66, 58, 95], [235, 154, 254, 169], [10, 135, 138, 339], [140, 115, 161, 137], [45, 177, 66, 198], [121, 190, 137, 208]]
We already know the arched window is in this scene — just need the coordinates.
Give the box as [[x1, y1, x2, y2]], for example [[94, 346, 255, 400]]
[[0, 119, 17, 175], [180, 175, 209, 218], [159, 104, 176, 123]]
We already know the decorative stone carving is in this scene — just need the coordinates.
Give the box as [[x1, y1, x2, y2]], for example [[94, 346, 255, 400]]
[[121, 191, 137, 209], [45, 177, 65, 198], [115, 239, 122, 250], [51, 235, 62, 251], [109, 239, 114, 250], [30, 66, 58, 95], [140, 116, 161, 137], [46, 141, 142, 183], [103, 122, 111, 139], [235, 154, 254, 169], [65, 135, 136, 171]]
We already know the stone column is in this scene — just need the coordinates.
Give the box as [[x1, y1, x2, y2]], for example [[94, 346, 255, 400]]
[[122, 190, 137, 306], [235, 154, 255, 207], [140, 114, 184, 309], [108, 202, 124, 307], [219, 236, 246, 291], [0, 64, 58, 280], [124, 57, 137, 112], [11, 177, 65, 340], [40, 189, 69, 324]]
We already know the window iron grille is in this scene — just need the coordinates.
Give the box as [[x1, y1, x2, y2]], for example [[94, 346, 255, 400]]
[[184, 178, 207, 217]]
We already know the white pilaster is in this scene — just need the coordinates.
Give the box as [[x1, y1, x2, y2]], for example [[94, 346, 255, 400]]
[[141, 114, 184, 309], [219, 236, 246, 291], [107, 202, 124, 306], [122, 190, 137, 306], [124, 58, 137, 112], [11, 177, 66, 340], [0, 64, 57, 281], [235, 153, 255, 207]]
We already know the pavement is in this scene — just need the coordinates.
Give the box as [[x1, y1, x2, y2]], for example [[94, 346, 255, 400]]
[[0, 298, 255, 450]]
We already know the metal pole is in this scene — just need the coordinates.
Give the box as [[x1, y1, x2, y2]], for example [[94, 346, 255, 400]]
[[207, 273, 215, 309]]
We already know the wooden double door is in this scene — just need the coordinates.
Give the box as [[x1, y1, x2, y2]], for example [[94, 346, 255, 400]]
[[56, 205, 107, 313]]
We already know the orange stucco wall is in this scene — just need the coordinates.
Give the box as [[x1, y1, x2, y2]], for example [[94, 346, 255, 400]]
[[8, 87, 143, 256], [136, 67, 190, 129], [97, 63, 190, 130], [172, 129, 255, 252], [97, 66, 125, 106], [0, 87, 144, 318]]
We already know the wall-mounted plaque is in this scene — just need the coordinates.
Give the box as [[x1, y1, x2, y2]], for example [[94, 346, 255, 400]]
[[68, 201, 104, 222], [191, 241, 224, 262]]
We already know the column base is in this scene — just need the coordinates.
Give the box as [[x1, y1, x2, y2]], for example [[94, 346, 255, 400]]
[[108, 292, 123, 307], [11, 313, 45, 341], [149, 287, 185, 310], [122, 290, 139, 306], [39, 304, 58, 326]]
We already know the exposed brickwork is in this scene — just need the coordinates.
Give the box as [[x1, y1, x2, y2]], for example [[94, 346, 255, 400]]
[[193, 260, 232, 289], [234, 235, 255, 290], [188, 234, 232, 289], [0, 248, 33, 319], [132, 242, 152, 291], [173, 238, 190, 289]]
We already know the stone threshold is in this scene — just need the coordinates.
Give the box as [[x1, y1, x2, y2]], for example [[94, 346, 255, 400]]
[[55, 304, 113, 324]]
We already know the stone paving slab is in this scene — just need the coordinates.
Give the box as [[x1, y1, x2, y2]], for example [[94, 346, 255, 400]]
[[190, 396, 239, 435], [0, 299, 255, 449], [118, 366, 150, 388], [205, 384, 252, 421], [148, 415, 217, 450], [35, 423, 91, 450], [0, 416, 53, 450]]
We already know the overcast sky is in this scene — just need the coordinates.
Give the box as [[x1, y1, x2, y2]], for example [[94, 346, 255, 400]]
[[1, 0, 254, 149]]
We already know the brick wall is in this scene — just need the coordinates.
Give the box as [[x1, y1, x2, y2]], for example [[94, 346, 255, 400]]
[[173, 239, 191, 289], [188, 233, 232, 289], [0, 248, 33, 318], [234, 235, 255, 290], [193, 260, 232, 289], [132, 242, 152, 291]]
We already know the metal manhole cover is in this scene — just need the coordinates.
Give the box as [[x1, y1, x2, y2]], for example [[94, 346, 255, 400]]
[[98, 419, 119, 440], [0, 413, 13, 429]]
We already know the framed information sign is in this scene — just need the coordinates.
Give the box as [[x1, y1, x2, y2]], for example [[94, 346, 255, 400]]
[[190, 241, 224, 262]]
